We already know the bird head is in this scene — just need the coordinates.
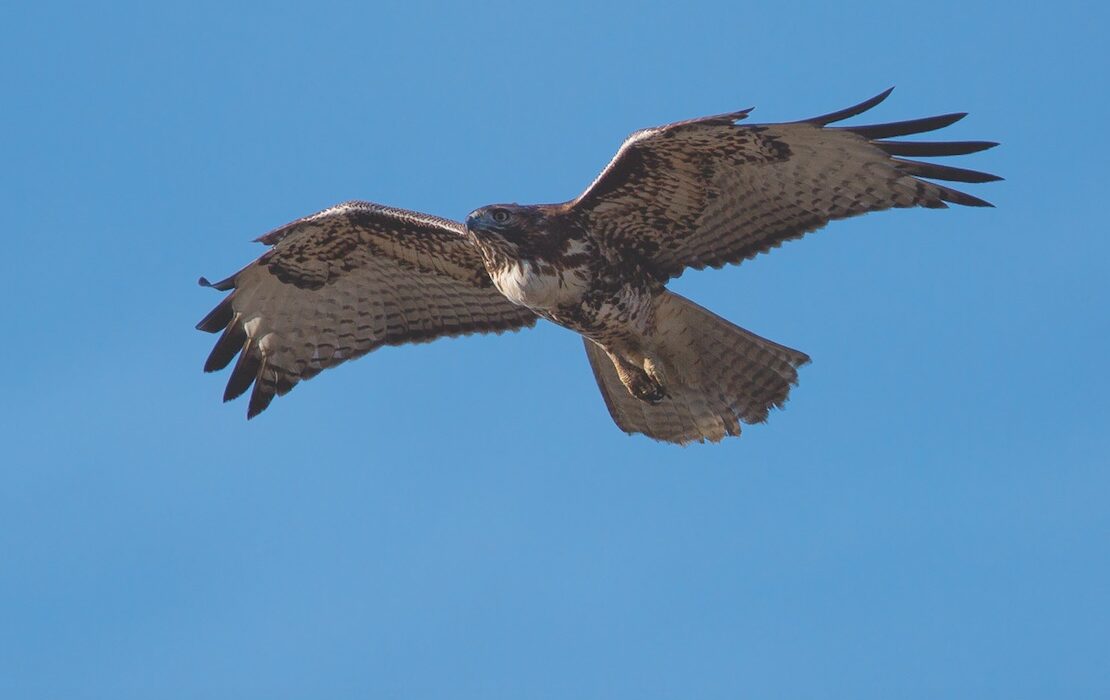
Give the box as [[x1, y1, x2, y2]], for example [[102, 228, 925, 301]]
[[466, 204, 561, 261], [467, 204, 524, 234]]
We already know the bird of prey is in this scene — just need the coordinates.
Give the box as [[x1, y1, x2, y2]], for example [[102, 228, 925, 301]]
[[197, 89, 998, 444]]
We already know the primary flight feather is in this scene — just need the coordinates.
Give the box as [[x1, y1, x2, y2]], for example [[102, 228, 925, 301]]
[[197, 88, 999, 443]]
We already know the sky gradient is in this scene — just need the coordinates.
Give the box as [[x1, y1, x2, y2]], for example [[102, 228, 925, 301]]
[[3, 1, 1108, 697]]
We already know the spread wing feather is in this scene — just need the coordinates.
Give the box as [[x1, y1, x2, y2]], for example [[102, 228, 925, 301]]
[[571, 88, 1000, 281], [196, 201, 537, 417]]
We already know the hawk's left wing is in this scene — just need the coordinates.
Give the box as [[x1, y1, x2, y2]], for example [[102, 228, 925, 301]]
[[196, 201, 537, 417], [569, 88, 1000, 282]]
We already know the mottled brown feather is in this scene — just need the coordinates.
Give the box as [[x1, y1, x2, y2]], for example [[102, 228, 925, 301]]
[[198, 201, 537, 417], [571, 89, 1000, 282]]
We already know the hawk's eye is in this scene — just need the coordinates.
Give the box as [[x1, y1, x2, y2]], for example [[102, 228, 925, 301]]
[[491, 208, 511, 224]]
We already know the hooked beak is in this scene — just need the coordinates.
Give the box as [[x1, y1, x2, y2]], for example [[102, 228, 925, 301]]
[[465, 208, 487, 230]]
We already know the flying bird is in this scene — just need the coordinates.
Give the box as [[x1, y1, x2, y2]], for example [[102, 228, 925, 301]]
[[197, 89, 999, 444]]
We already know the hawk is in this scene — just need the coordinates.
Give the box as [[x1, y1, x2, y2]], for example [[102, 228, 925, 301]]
[[197, 89, 998, 444]]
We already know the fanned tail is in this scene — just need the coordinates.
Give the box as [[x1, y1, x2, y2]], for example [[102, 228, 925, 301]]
[[584, 292, 809, 444]]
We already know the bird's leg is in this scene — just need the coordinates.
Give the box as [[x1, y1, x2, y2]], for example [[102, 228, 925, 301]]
[[605, 348, 667, 404], [641, 356, 669, 390]]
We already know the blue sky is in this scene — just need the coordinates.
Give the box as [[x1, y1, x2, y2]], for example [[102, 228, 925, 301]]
[[2, 0, 1107, 697]]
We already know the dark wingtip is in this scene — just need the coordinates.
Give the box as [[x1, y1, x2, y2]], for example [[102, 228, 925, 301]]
[[961, 198, 995, 208], [204, 321, 245, 372], [255, 224, 292, 245], [196, 293, 236, 333], [875, 139, 1000, 157], [846, 112, 967, 140], [804, 87, 895, 126], [198, 274, 236, 291], [222, 339, 258, 402], [892, 158, 1004, 184], [246, 359, 276, 418], [934, 184, 996, 208], [681, 107, 754, 128]]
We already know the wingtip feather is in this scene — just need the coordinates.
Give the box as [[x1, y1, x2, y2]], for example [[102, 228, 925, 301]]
[[804, 87, 895, 126], [247, 358, 276, 418], [875, 139, 999, 157], [223, 338, 258, 402], [893, 158, 1003, 184], [198, 274, 235, 291], [934, 184, 996, 208], [196, 294, 236, 333], [203, 317, 246, 373], [846, 112, 968, 139]]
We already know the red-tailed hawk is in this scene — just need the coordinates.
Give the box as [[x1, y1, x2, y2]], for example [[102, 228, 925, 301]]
[[197, 89, 998, 444]]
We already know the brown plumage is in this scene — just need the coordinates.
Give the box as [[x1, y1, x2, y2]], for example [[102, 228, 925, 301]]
[[198, 89, 998, 442], [569, 87, 996, 285], [196, 203, 537, 418]]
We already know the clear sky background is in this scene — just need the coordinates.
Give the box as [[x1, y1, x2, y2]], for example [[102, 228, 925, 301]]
[[3, 1, 1107, 697]]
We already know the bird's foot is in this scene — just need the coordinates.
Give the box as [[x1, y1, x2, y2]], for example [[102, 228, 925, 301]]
[[604, 345, 669, 404], [628, 373, 667, 404]]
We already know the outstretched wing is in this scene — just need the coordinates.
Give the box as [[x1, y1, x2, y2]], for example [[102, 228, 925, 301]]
[[570, 88, 1000, 281], [196, 201, 537, 417]]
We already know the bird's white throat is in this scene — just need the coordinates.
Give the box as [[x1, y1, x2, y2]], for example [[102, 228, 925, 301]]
[[492, 261, 586, 310]]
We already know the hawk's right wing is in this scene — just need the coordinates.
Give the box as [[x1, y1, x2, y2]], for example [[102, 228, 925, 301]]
[[196, 201, 537, 417], [570, 89, 1000, 282]]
